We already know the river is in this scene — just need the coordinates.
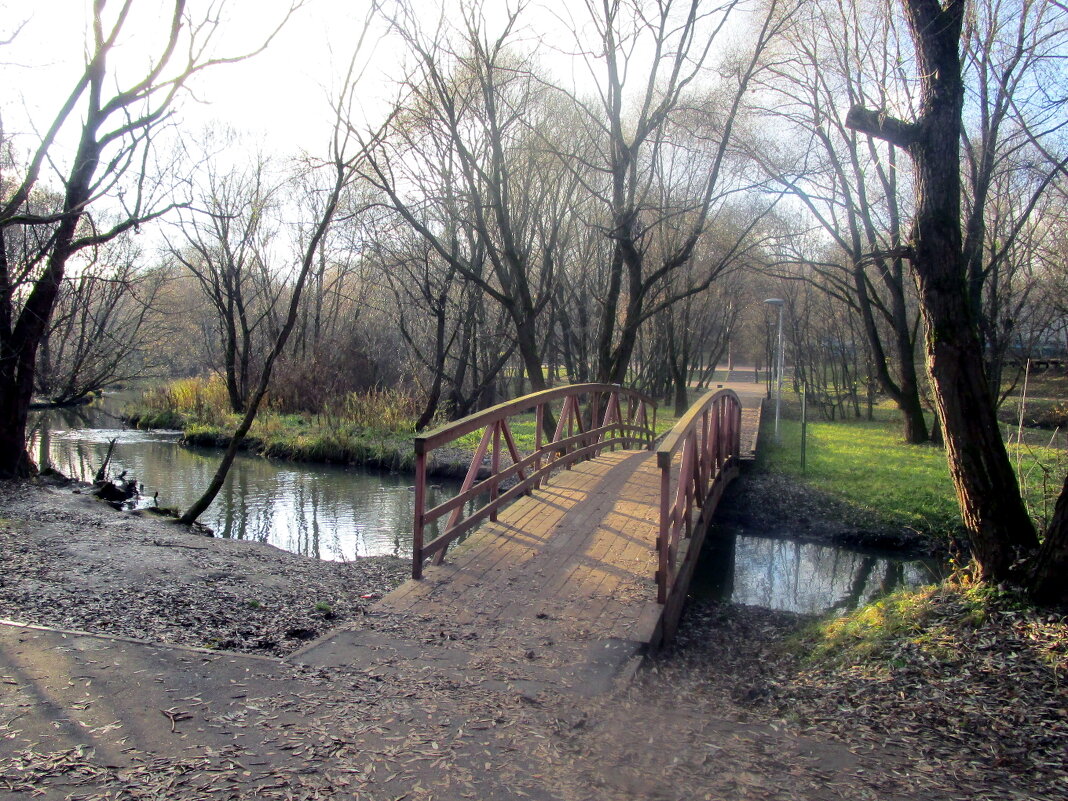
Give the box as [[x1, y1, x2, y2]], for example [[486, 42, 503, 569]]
[[27, 392, 940, 613], [27, 392, 451, 561]]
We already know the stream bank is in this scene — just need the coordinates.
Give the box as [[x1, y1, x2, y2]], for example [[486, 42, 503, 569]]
[[0, 480, 408, 656]]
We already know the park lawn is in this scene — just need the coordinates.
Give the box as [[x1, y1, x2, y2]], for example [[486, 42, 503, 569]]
[[760, 406, 1068, 540]]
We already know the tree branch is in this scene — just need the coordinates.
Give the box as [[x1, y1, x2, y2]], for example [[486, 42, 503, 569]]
[[845, 105, 920, 149]]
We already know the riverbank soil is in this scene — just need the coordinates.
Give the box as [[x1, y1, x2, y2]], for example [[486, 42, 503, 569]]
[[2, 478, 1065, 799], [0, 480, 408, 656]]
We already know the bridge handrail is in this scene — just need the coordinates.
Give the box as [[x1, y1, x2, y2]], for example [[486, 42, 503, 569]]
[[655, 388, 742, 604], [412, 383, 658, 579]]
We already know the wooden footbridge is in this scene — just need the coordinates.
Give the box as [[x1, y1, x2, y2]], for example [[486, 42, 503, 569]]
[[384, 383, 758, 654]]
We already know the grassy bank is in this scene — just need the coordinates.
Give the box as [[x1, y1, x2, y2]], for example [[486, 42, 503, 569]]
[[766, 574, 1068, 800], [125, 379, 427, 472], [758, 401, 1068, 541], [125, 377, 676, 474]]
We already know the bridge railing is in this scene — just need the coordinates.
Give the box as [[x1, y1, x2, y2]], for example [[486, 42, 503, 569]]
[[411, 383, 657, 579], [656, 388, 742, 604]]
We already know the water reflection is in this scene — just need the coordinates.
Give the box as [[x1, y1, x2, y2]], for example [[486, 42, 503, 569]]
[[693, 523, 943, 614], [27, 394, 455, 561]]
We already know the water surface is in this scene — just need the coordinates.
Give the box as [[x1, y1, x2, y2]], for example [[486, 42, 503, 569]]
[[28, 394, 942, 613], [692, 522, 943, 614], [27, 394, 452, 561]]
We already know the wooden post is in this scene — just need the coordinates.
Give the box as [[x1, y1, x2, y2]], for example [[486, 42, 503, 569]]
[[658, 463, 671, 604], [535, 403, 544, 488], [490, 421, 501, 521], [413, 450, 427, 580]]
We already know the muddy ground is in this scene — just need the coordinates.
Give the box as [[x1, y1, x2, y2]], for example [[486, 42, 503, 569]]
[[0, 479, 408, 657]]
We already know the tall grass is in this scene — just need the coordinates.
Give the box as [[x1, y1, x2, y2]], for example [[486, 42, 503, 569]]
[[128, 376, 426, 469], [136, 375, 231, 428], [322, 388, 423, 433]]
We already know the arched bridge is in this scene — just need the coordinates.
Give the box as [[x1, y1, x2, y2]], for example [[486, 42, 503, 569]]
[[387, 382, 760, 652]]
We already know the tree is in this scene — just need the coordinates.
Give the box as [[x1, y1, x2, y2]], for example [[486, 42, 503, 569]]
[[365, 0, 577, 399], [0, 0, 298, 477], [959, 0, 1068, 401], [168, 152, 284, 413], [36, 233, 165, 405], [846, 0, 1068, 601], [179, 149, 358, 524], [754, 0, 931, 442], [565, 0, 794, 384]]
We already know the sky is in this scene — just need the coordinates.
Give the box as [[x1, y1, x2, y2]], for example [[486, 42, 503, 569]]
[[0, 0, 396, 158], [0, 0, 620, 162], [0, 0, 759, 213]]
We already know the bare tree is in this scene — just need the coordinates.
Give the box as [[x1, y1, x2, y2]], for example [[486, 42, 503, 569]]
[[36, 233, 165, 405], [564, 0, 795, 384], [168, 151, 285, 413], [961, 0, 1068, 399], [0, 0, 299, 477], [364, 0, 577, 399], [179, 141, 367, 523], [753, 0, 930, 442]]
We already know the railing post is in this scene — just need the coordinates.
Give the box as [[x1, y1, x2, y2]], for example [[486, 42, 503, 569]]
[[490, 421, 501, 521], [650, 403, 657, 449], [591, 391, 600, 450], [699, 409, 710, 497], [535, 403, 544, 487], [658, 459, 670, 604], [413, 449, 427, 580], [734, 399, 742, 460]]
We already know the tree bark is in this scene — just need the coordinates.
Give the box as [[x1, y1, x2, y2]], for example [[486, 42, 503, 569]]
[[846, 0, 1038, 581], [1029, 474, 1068, 605]]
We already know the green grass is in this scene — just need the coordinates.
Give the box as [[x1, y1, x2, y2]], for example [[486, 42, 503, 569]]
[[762, 406, 963, 537], [808, 584, 938, 663], [803, 578, 1037, 668], [761, 401, 1067, 539]]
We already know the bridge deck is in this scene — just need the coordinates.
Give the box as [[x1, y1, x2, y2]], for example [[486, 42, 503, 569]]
[[381, 449, 662, 643]]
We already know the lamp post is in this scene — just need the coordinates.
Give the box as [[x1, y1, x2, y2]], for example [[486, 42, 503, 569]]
[[764, 298, 785, 442]]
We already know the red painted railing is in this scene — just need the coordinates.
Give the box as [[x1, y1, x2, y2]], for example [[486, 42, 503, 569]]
[[656, 388, 742, 604], [412, 383, 657, 579]]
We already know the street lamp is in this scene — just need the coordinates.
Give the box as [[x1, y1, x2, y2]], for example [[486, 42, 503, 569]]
[[764, 298, 785, 442]]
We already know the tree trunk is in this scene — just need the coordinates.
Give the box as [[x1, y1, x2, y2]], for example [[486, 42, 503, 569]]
[[0, 363, 36, 477], [846, 0, 1038, 582], [1029, 474, 1068, 604]]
